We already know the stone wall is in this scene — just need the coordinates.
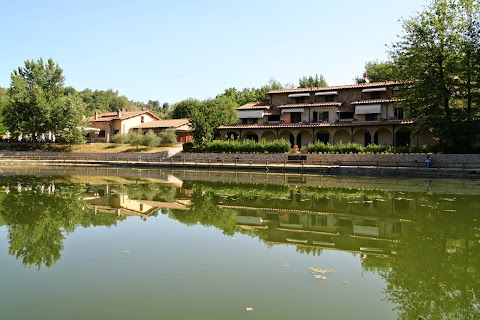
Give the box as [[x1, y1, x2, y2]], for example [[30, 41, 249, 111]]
[[175, 152, 480, 168]]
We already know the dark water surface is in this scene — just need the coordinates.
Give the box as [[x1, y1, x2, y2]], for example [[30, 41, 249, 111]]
[[0, 167, 479, 320]]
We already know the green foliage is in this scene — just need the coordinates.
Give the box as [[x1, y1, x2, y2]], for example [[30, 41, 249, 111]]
[[182, 142, 194, 152], [142, 129, 160, 147], [2, 58, 85, 143], [126, 131, 144, 149], [158, 128, 177, 145], [112, 133, 128, 144], [298, 74, 328, 88], [196, 138, 291, 153], [307, 141, 438, 154], [391, 0, 480, 152], [0, 87, 9, 135], [355, 60, 396, 83]]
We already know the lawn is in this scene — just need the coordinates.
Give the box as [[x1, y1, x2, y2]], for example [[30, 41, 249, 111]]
[[0, 142, 179, 153]]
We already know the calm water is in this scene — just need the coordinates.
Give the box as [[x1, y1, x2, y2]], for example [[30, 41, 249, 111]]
[[0, 167, 479, 320]]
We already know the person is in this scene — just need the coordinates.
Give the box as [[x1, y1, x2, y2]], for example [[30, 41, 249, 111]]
[[424, 155, 432, 167]]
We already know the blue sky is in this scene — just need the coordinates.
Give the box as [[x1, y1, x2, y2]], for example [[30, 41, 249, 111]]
[[0, 0, 426, 105]]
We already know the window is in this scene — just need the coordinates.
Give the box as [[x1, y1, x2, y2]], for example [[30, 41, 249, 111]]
[[290, 112, 302, 123], [365, 114, 378, 121], [241, 118, 258, 124], [339, 112, 354, 119], [312, 111, 318, 122], [99, 130, 106, 138], [371, 91, 381, 99], [324, 95, 334, 102], [322, 111, 329, 122], [140, 116, 145, 123], [295, 96, 305, 103], [394, 107, 404, 119], [267, 115, 280, 122]]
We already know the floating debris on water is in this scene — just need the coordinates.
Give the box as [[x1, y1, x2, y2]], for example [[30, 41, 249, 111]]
[[308, 267, 336, 274], [245, 307, 253, 312], [342, 280, 349, 284], [122, 249, 131, 254], [314, 275, 326, 280]]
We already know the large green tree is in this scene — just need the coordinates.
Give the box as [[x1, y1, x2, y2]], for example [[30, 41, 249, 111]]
[[354, 60, 396, 83], [2, 58, 86, 144], [298, 74, 327, 88], [391, 0, 480, 152]]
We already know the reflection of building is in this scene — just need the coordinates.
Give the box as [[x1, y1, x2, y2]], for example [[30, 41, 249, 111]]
[[85, 185, 189, 220], [219, 81, 435, 147]]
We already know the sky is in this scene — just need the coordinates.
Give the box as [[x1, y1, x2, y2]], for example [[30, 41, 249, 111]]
[[0, 0, 427, 105]]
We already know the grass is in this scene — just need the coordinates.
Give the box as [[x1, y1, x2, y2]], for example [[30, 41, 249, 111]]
[[0, 142, 179, 153]]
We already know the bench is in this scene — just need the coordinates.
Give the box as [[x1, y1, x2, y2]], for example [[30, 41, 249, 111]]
[[287, 155, 307, 163]]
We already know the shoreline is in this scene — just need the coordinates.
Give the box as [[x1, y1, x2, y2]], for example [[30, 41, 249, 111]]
[[0, 156, 479, 179]]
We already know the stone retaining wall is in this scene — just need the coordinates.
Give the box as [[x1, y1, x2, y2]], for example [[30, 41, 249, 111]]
[[175, 152, 480, 168]]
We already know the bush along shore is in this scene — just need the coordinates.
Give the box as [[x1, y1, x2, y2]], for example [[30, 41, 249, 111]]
[[185, 139, 443, 154]]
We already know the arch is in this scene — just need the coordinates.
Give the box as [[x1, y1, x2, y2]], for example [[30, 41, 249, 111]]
[[225, 131, 239, 140], [279, 130, 295, 147], [140, 116, 145, 123], [395, 128, 411, 147], [374, 128, 392, 145], [261, 130, 277, 142], [332, 129, 351, 144], [297, 130, 313, 147], [315, 130, 330, 144], [241, 131, 258, 142], [353, 129, 372, 146]]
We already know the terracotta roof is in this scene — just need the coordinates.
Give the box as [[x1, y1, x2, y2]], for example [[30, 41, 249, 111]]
[[351, 99, 401, 105], [268, 81, 398, 94], [278, 102, 342, 109], [237, 102, 271, 110], [218, 119, 414, 130], [89, 110, 160, 122], [132, 118, 190, 129]]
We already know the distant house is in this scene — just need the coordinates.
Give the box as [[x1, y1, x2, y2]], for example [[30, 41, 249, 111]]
[[88, 109, 160, 142], [132, 118, 193, 144]]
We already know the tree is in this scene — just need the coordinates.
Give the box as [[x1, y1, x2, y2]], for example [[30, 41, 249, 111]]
[[391, 0, 480, 152], [2, 58, 86, 144], [158, 128, 177, 145], [142, 129, 160, 147], [354, 60, 396, 83], [170, 98, 201, 119], [126, 130, 144, 149], [162, 102, 170, 111], [298, 74, 327, 88]]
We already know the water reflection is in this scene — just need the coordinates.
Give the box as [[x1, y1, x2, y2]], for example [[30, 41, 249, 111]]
[[0, 173, 479, 319]]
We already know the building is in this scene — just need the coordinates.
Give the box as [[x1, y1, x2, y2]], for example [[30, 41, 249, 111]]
[[218, 81, 435, 147], [132, 118, 193, 144], [88, 109, 160, 142]]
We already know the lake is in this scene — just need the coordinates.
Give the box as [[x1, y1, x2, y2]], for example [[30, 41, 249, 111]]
[[0, 166, 479, 319]]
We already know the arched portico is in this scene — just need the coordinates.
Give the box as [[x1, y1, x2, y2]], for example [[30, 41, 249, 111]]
[[261, 130, 277, 142], [373, 128, 392, 145], [353, 128, 372, 146], [333, 129, 351, 144], [241, 131, 259, 142]]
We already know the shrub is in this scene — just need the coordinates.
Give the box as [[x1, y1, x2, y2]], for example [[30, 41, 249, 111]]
[[183, 142, 194, 152], [159, 128, 177, 145], [126, 131, 144, 149], [112, 133, 127, 144], [142, 130, 160, 147]]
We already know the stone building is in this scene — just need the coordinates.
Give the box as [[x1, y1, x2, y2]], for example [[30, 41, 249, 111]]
[[88, 109, 160, 142], [218, 81, 435, 147]]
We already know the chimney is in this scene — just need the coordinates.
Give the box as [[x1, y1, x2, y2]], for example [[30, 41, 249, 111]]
[[94, 112, 98, 120], [143, 105, 148, 111], [117, 109, 122, 118]]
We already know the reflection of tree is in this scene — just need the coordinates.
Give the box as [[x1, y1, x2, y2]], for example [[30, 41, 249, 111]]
[[381, 204, 480, 319], [0, 185, 86, 269], [169, 187, 237, 236]]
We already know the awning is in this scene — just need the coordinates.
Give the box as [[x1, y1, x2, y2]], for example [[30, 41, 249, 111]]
[[355, 104, 381, 114], [362, 87, 387, 93], [315, 91, 338, 96], [281, 108, 305, 114], [288, 93, 310, 98], [237, 110, 264, 118]]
